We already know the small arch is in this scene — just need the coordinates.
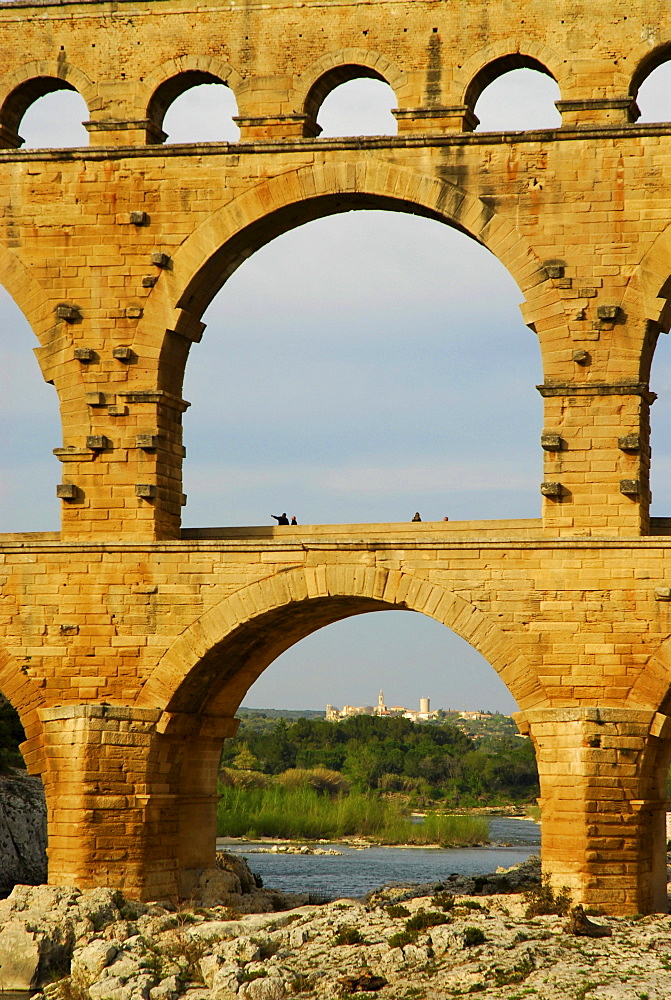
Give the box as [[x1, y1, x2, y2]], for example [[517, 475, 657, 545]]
[[144, 57, 242, 140], [305, 64, 389, 128], [315, 76, 397, 137], [0, 61, 94, 146], [465, 55, 557, 120], [631, 44, 671, 123], [298, 49, 408, 132], [630, 42, 671, 104], [137, 566, 548, 715]]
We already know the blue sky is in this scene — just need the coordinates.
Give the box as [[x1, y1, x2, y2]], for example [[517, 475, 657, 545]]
[[2, 67, 671, 713]]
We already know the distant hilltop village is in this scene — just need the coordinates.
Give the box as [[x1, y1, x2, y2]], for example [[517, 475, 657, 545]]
[[325, 690, 492, 724]]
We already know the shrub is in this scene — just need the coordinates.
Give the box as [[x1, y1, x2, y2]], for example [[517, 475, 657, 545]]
[[386, 904, 411, 918], [463, 927, 486, 948], [388, 930, 418, 949], [291, 973, 312, 994], [491, 955, 534, 986], [524, 874, 571, 918], [334, 924, 364, 945], [278, 767, 350, 796], [219, 767, 270, 790], [405, 909, 451, 932], [378, 773, 419, 792], [430, 892, 454, 912], [240, 969, 268, 983]]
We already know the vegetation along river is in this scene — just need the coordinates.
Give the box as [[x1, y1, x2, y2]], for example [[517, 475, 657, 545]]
[[218, 816, 540, 899]]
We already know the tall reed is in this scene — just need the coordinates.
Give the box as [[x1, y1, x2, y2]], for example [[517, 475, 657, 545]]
[[216, 785, 488, 845]]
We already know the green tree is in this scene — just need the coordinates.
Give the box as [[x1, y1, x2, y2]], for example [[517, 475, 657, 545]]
[[232, 743, 262, 770], [262, 719, 297, 774]]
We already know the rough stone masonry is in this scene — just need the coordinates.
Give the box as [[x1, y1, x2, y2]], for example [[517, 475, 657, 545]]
[[2, 0, 671, 914]]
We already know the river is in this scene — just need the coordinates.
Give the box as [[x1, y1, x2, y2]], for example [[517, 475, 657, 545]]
[[217, 816, 541, 899]]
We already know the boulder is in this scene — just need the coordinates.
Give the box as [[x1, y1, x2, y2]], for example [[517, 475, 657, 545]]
[[216, 852, 258, 894], [0, 768, 47, 895], [0, 883, 133, 989]]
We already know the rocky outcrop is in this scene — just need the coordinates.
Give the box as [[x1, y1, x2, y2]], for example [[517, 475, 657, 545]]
[[0, 768, 47, 895], [17, 879, 671, 1000], [0, 851, 667, 1000], [0, 854, 306, 991], [364, 854, 542, 906]]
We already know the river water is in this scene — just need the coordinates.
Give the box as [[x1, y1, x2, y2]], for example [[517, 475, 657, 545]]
[[217, 817, 541, 899]]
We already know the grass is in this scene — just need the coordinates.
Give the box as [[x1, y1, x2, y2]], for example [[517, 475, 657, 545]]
[[216, 784, 489, 845]]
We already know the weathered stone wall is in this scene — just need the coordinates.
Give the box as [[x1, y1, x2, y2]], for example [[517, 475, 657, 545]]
[[0, 523, 669, 911]]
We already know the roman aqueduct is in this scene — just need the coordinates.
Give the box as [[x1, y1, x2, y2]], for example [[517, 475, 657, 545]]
[[3, 0, 671, 913]]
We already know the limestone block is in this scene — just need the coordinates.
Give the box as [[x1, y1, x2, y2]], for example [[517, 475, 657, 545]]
[[0, 922, 41, 989], [72, 940, 118, 980]]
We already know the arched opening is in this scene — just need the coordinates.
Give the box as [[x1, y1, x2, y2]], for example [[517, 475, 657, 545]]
[[468, 58, 561, 131], [244, 610, 518, 713], [217, 611, 539, 890], [316, 78, 398, 137], [142, 575, 541, 900], [0, 691, 47, 893], [180, 207, 543, 527], [632, 52, 671, 122], [649, 328, 671, 521], [147, 72, 240, 143], [303, 65, 398, 137], [0, 285, 61, 532], [4, 80, 89, 148]]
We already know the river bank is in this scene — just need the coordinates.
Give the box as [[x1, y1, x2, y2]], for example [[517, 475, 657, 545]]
[[217, 817, 541, 899]]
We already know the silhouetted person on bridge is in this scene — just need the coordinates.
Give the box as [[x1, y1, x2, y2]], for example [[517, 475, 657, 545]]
[[291, 516, 298, 525], [412, 512, 422, 522], [272, 513, 289, 525]]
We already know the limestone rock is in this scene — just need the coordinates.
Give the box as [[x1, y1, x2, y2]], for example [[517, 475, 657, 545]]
[[216, 852, 258, 894], [0, 920, 42, 990], [72, 939, 118, 980], [150, 974, 182, 1000], [241, 976, 286, 999], [0, 768, 47, 895]]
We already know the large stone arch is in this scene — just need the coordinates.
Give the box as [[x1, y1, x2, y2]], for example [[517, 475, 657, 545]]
[[0, 242, 58, 356], [0, 643, 46, 774], [620, 220, 671, 380], [132, 157, 564, 389], [629, 633, 671, 715], [137, 565, 549, 717]]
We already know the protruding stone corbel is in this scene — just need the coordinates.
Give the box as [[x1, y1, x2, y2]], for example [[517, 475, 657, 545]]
[[650, 712, 671, 739], [511, 711, 530, 736]]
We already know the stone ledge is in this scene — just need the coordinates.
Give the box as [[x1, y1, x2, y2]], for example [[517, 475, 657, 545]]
[[4, 122, 671, 162]]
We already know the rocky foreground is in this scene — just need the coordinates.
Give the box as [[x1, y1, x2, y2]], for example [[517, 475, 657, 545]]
[[1, 855, 671, 999]]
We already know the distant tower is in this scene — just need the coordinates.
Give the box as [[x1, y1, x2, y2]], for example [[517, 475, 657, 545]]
[[378, 690, 385, 707], [419, 697, 430, 715]]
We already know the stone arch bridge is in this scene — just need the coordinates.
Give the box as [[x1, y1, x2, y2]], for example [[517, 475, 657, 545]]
[[3, 0, 671, 914]]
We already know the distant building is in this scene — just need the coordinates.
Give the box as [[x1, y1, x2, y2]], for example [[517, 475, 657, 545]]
[[326, 693, 439, 722]]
